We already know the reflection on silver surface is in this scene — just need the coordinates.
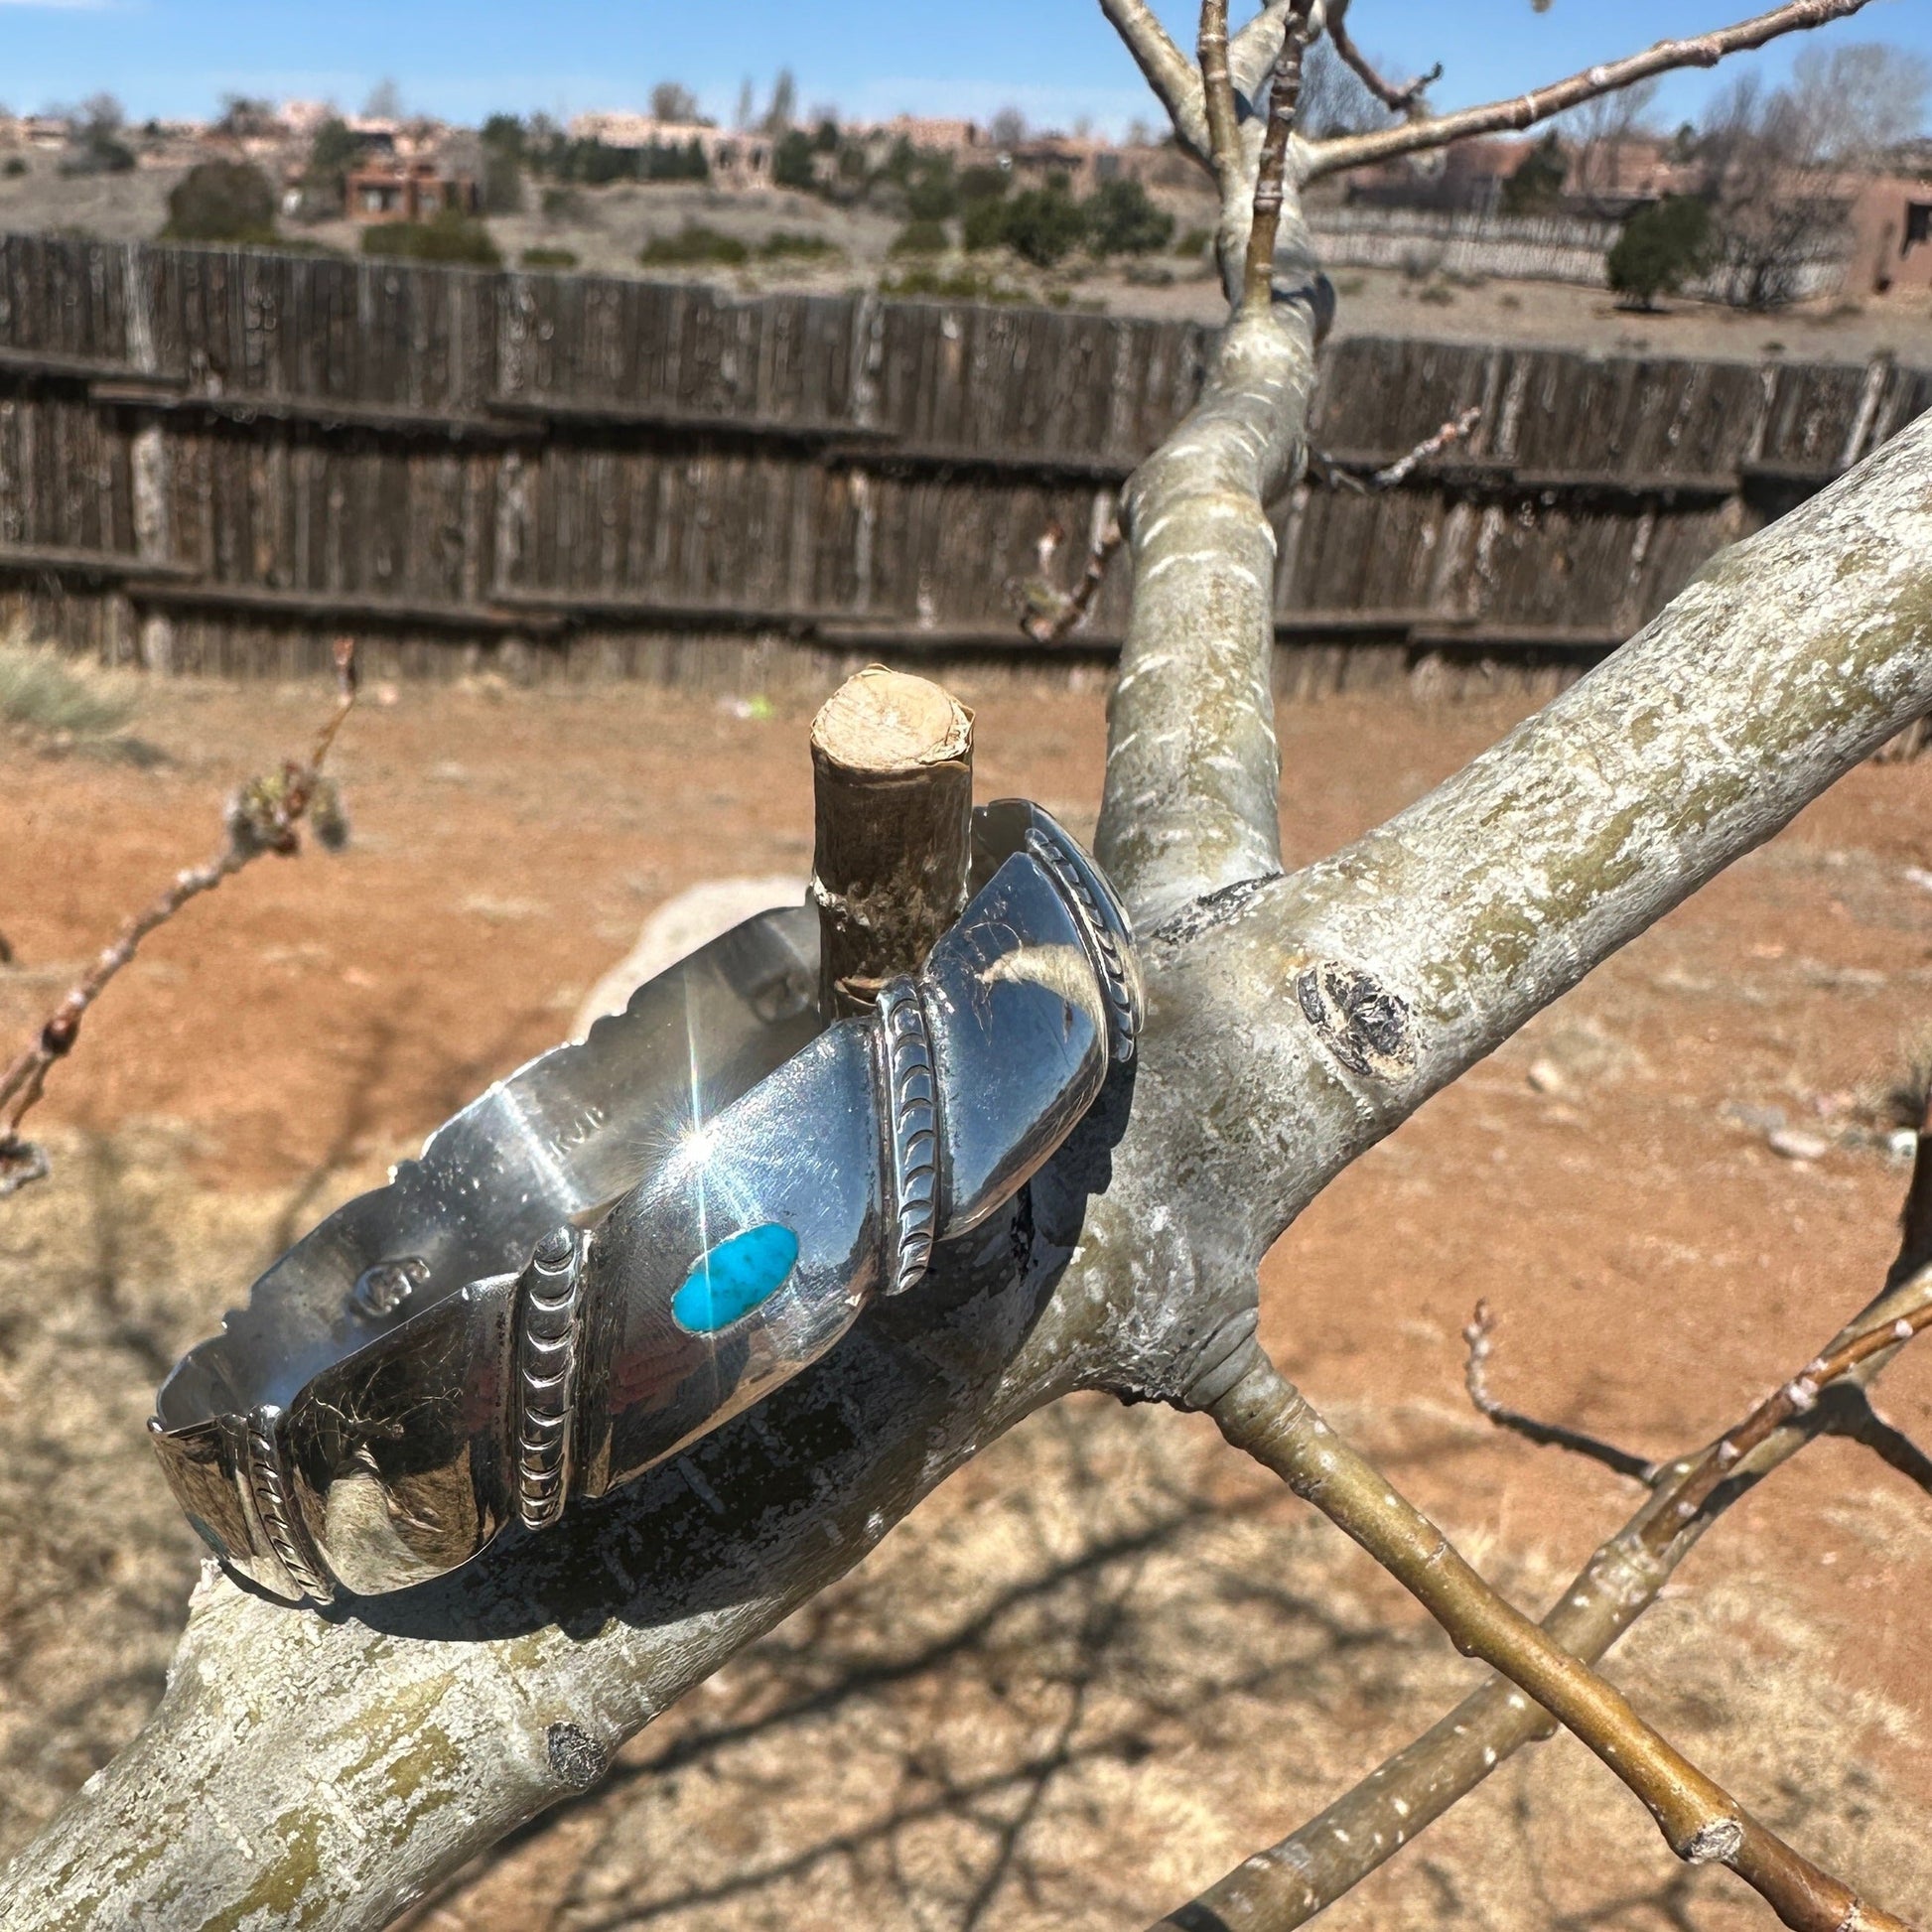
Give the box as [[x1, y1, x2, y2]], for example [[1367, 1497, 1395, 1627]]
[[151, 804, 1141, 1603]]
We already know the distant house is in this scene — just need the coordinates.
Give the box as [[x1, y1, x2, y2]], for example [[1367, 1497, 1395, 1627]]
[[868, 115, 984, 154], [569, 114, 769, 188], [345, 158, 478, 224], [1846, 172, 1932, 294], [1345, 139, 1532, 216]]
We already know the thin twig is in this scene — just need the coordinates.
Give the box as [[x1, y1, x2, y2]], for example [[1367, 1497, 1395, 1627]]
[[1019, 519, 1124, 646], [1641, 1289, 1932, 1552], [1371, 406, 1480, 487], [1243, 0, 1318, 308], [1304, 406, 1481, 494], [0, 638, 358, 1197], [1163, 1254, 1932, 1929], [1325, 0, 1441, 116], [1197, 0, 1243, 190], [1463, 1301, 1659, 1484], [1199, 1349, 1918, 1932], [1305, 0, 1873, 182]]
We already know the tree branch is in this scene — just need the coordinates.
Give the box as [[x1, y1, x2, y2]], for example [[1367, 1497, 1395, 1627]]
[[1227, 1, 1306, 119], [1305, 0, 1874, 181], [1151, 407, 1932, 1260], [0, 638, 356, 1196], [1325, 0, 1440, 115], [1198, 0, 1245, 189], [1162, 1271, 1932, 1926], [1099, 0, 1209, 158], [1243, 1, 1317, 308], [1200, 1349, 1919, 1931], [1019, 518, 1123, 645]]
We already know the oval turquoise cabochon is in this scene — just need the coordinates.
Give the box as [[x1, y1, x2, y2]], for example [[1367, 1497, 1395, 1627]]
[[671, 1222, 801, 1333]]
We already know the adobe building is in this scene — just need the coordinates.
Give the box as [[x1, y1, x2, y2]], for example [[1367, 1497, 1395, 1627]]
[[345, 157, 479, 224], [1846, 173, 1932, 295]]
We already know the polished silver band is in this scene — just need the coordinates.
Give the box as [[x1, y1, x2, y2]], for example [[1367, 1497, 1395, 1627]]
[[151, 802, 1141, 1604]]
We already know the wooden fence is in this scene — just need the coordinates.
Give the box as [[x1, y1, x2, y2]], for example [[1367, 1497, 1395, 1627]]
[[0, 233, 1924, 688]]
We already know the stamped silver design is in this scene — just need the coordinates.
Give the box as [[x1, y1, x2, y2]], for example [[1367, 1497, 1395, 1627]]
[[351, 1254, 429, 1317], [152, 802, 1142, 1603], [512, 1227, 585, 1531], [244, 1409, 333, 1603], [874, 978, 939, 1296], [1025, 826, 1142, 1061]]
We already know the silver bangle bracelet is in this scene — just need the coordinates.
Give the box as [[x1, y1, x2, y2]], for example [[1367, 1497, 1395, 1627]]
[[151, 802, 1142, 1604]]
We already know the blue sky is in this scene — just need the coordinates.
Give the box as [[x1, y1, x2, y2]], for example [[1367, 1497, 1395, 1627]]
[[1, 0, 1926, 135]]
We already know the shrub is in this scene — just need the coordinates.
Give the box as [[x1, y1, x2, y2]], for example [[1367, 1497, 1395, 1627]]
[[0, 637, 135, 742], [361, 212, 501, 267], [904, 162, 959, 222], [482, 149, 523, 216], [305, 116, 361, 205], [541, 136, 707, 186], [962, 197, 1012, 252], [657, 139, 710, 184], [772, 129, 817, 192], [957, 164, 1010, 208], [3, 157, 26, 179], [165, 160, 277, 244], [1606, 195, 1716, 309], [639, 224, 750, 266], [759, 230, 840, 261], [1174, 224, 1214, 258], [999, 180, 1086, 266], [1083, 178, 1173, 255], [1501, 131, 1568, 215], [519, 245, 578, 270], [880, 263, 1025, 305], [481, 113, 526, 159], [891, 218, 949, 256]]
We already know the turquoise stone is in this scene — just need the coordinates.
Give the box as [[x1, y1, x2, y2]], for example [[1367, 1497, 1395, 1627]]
[[671, 1222, 800, 1332]]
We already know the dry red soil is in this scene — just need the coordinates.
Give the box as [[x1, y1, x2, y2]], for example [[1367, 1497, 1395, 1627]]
[[2, 667, 1929, 1929]]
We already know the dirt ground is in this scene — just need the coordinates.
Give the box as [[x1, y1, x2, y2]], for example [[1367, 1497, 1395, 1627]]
[[3, 666, 1931, 1929], [6, 157, 1929, 365]]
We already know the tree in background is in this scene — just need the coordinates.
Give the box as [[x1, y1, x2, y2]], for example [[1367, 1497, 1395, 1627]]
[[1698, 42, 1931, 308], [299, 115, 361, 218], [163, 159, 277, 244], [1605, 193, 1716, 308], [213, 94, 279, 141], [57, 93, 133, 177], [1294, 36, 1395, 139], [1499, 129, 1567, 213], [761, 69, 798, 137], [648, 80, 701, 124], [1084, 175, 1175, 253], [1562, 74, 1662, 216], [989, 104, 1028, 148], [360, 77, 403, 122], [772, 127, 818, 191]]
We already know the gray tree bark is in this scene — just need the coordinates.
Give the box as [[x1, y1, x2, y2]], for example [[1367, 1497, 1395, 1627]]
[[5, 7, 1929, 1926]]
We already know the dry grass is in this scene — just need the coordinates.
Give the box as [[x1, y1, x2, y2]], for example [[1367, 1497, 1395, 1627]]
[[0, 636, 136, 747]]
